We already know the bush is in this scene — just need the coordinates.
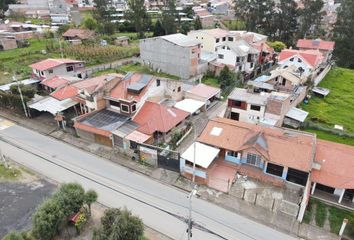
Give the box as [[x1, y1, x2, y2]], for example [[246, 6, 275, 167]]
[[10, 84, 36, 99], [93, 208, 144, 240], [53, 183, 86, 217], [267, 41, 287, 52]]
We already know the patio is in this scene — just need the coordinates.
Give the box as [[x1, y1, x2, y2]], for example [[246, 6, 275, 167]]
[[312, 190, 354, 211], [207, 160, 238, 193]]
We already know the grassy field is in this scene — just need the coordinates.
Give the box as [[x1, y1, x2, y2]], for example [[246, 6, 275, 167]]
[[0, 38, 62, 83], [300, 67, 354, 145], [301, 67, 354, 133], [202, 77, 220, 87], [117, 63, 180, 80], [303, 128, 354, 146], [221, 20, 246, 30]]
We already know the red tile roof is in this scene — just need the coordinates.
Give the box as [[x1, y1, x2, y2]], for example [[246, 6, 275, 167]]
[[29, 58, 84, 71], [187, 83, 220, 100], [108, 73, 154, 102], [41, 76, 70, 89], [296, 39, 335, 51], [198, 118, 315, 172], [311, 140, 354, 189], [133, 101, 189, 135], [74, 121, 111, 137], [278, 49, 324, 68], [50, 85, 78, 100]]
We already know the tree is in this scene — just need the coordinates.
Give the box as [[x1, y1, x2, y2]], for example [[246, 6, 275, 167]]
[[219, 66, 235, 90], [93, 208, 144, 240], [93, 0, 110, 21], [82, 16, 98, 31], [0, 0, 17, 18], [53, 183, 85, 217], [332, 0, 354, 68], [84, 189, 98, 215], [194, 16, 202, 30], [153, 20, 164, 37], [32, 199, 64, 240], [298, 0, 324, 39], [180, 22, 191, 34], [126, 0, 150, 38], [57, 24, 71, 36], [183, 6, 193, 18], [234, 0, 275, 35], [161, 0, 178, 35], [272, 0, 299, 46], [267, 41, 287, 52]]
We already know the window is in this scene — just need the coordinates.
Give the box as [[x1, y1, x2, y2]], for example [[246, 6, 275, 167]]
[[222, 46, 226, 49], [250, 105, 261, 111], [131, 104, 136, 112], [156, 79, 160, 87], [227, 151, 239, 157], [121, 104, 129, 113], [196, 36, 198, 39], [290, 58, 294, 62], [40, 71, 44, 76], [298, 58, 302, 63], [109, 100, 120, 108], [48, 69, 53, 74], [236, 57, 240, 62], [246, 153, 261, 166], [222, 37, 226, 41], [275, 76, 279, 82], [228, 37, 233, 41], [282, 78, 286, 86], [250, 62, 254, 68], [216, 38, 220, 43], [218, 54, 224, 59], [177, 86, 181, 92], [266, 163, 284, 177], [66, 66, 74, 72]]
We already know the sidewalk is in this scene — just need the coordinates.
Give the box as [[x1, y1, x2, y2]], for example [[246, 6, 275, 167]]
[[0, 108, 339, 240]]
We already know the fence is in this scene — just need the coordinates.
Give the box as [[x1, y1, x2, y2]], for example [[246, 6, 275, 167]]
[[136, 142, 180, 172], [302, 121, 354, 139], [313, 64, 332, 86], [84, 59, 133, 77]]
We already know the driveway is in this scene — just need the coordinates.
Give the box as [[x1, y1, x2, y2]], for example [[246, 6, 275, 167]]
[[0, 122, 299, 240]]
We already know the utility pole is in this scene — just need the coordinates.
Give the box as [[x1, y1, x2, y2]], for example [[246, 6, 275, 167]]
[[12, 74, 29, 118]]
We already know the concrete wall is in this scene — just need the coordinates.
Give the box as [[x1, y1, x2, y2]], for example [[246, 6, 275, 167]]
[[140, 37, 199, 79], [180, 158, 207, 178], [76, 128, 95, 142], [188, 31, 217, 53], [278, 56, 312, 78], [0, 38, 17, 50]]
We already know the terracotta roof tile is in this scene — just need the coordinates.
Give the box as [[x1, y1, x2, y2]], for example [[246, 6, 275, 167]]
[[296, 39, 335, 51], [187, 83, 220, 100], [278, 49, 324, 68], [50, 85, 78, 100], [62, 28, 95, 40], [29, 58, 83, 71], [198, 118, 315, 171], [41, 76, 70, 89], [133, 101, 189, 135], [311, 140, 354, 189]]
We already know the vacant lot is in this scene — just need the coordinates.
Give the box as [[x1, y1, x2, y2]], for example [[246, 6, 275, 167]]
[[301, 67, 354, 144], [303, 198, 354, 239]]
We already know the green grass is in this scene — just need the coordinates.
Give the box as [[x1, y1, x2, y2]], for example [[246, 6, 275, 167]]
[[328, 206, 354, 237], [315, 201, 327, 228], [0, 38, 62, 83], [303, 199, 314, 224], [303, 128, 354, 146], [113, 32, 153, 40], [117, 63, 180, 80], [0, 164, 21, 180], [202, 77, 220, 87], [301, 67, 354, 133]]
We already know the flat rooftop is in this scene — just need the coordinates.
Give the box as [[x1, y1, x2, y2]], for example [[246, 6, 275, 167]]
[[80, 109, 130, 132]]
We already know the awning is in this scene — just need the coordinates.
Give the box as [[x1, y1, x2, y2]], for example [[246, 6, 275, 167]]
[[125, 130, 151, 143], [286, 107, 309, 122], [174, 99, 204, 114], [29, 96, 77, 115], [181, 142, 220, 169]]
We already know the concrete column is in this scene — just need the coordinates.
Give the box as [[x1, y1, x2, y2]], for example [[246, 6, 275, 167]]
[[311, 182, 317, 195], [263, 162, 268, 173], [338, 189, 346, 204], [281, 166, 288, 180]]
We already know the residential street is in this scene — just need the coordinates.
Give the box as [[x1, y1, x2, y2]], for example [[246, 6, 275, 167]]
[[0, 122, 299, 240]]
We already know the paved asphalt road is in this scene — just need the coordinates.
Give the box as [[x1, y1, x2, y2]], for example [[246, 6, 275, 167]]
[[0, 123, 299, 240]]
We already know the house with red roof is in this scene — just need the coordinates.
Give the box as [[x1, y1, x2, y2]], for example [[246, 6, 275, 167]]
[[184, 83, 221, 109], [62, 28, 95, 44], [311, 140, 354, 206], [30, 58, 86, 81], [105, 73, 183, 117], [41, 76, 82, 92], [133, 101, 189, 140], [278, 49, 324, 79], [296, 39, 335, 63]]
